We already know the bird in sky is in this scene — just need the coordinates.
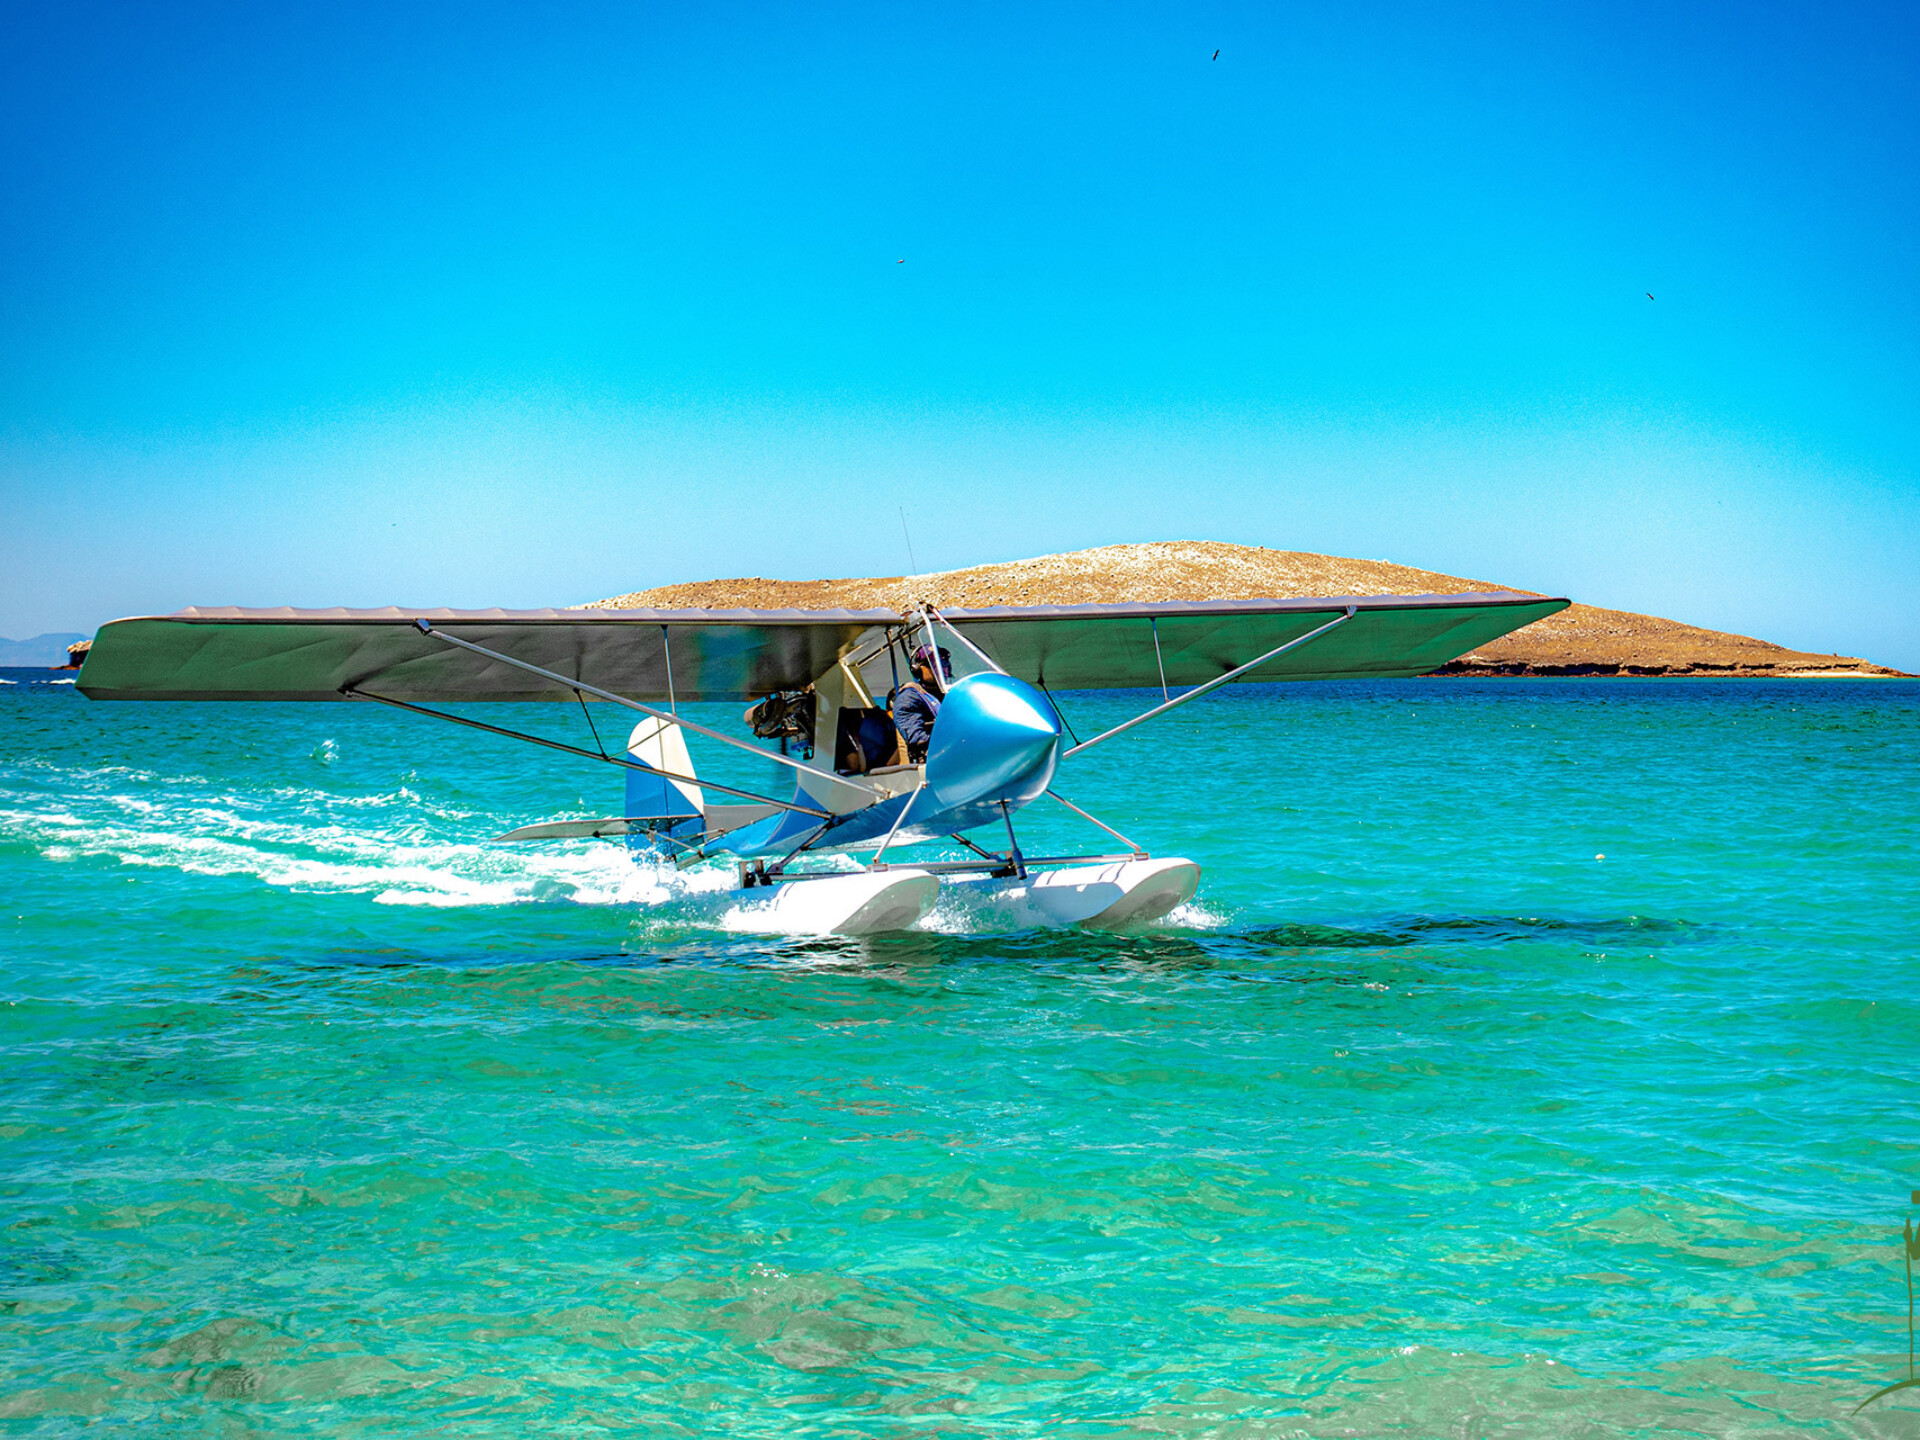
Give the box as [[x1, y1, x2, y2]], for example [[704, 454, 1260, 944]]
[[1646, 292, 1655, 300], [1212, 49, 1220, 60]]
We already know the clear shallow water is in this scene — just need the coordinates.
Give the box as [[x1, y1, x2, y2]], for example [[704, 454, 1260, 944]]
[[2, 671, 1918, 1435]]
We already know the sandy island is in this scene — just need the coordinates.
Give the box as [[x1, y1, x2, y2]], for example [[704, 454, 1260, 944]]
[[587, 541, 1907, 679]]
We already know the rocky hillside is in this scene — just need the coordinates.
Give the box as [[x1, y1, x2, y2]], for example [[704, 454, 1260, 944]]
[[587, 542, 1902, 678]]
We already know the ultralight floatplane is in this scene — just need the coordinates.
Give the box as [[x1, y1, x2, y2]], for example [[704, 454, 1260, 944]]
[[78, 590, 1567, 934]]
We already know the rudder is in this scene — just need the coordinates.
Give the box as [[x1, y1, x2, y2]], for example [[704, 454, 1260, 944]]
[[624, 717, 706, 856]]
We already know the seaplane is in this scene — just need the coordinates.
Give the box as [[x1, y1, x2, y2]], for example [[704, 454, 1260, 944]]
[[76, 589, 1567, 934]]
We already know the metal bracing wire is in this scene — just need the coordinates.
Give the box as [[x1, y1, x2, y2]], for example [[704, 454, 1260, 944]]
[[575, 688, 608, 757], [1034, 676, 1083, 747]]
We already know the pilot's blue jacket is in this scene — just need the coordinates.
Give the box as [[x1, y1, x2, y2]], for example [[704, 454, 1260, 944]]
[[891, 681, 941, 759]]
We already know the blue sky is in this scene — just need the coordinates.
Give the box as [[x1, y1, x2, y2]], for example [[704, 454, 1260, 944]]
[[3, 0, 1916, 667]]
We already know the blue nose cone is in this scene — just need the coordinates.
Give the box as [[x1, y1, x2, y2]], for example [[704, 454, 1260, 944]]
[[924, 673, 1063, 811]]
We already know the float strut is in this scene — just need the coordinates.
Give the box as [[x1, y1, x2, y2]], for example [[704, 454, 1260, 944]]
[[1000, 801, 1027, 880]]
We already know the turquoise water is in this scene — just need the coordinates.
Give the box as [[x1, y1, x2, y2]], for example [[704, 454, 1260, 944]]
[[3, 671, 1918, 1435]]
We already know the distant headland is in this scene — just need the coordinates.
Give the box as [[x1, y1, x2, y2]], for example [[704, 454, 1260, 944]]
[[0, 633, 87, 668], [587, 542, 1905, 679]]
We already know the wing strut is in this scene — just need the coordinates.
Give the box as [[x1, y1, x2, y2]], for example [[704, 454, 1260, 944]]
[[343, 687, 830, 818], [915, 607, 944, 688], [1061, 605, 1358, 759], [1045, 789, 1147, 858], [867, 782, 927, 869], [410, 620, 887, 798]]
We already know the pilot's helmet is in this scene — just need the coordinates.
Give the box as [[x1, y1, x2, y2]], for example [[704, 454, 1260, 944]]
[[910, 644, 953, 680]]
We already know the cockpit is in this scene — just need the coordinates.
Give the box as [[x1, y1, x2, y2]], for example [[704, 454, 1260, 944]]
[[743, 624, 956, 785]]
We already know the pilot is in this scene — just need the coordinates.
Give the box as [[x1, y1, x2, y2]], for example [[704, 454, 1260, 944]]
[[891, 644, 950, 763]]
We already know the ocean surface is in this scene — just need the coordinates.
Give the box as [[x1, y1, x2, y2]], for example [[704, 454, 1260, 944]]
[[2, 668, 1917, 1436]]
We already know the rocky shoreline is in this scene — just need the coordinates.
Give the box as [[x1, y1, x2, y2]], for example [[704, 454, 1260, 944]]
[[587, 542, 1908, 679], [1431, 659, 1895, 678]]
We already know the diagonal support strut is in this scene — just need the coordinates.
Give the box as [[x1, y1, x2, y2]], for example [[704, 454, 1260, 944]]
[[1061, 606, 1357, 759]]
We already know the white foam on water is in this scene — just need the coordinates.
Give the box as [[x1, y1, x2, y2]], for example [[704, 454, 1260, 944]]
[[1, 724, 765, 917], [917, 882, 1022, 935], [0, 762, 701, 910], [3, 748, 1214, 932], [1166, 899, 1227, 929], [13, 757, 201, 786]]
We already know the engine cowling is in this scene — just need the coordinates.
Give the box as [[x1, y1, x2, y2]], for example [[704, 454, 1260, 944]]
[[922, 673, 1063, 813]]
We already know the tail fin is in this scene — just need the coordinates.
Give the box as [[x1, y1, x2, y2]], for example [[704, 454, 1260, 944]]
[[624, 717, 706, 856]]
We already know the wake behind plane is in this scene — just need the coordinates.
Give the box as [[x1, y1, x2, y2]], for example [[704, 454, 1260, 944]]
[[77, 590, 1568, 934]]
